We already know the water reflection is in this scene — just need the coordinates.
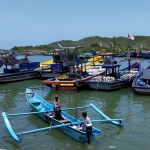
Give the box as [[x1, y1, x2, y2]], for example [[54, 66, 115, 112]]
[[0, 56, 150, 149]]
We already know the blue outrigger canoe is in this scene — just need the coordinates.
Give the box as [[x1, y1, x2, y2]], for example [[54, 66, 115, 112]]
[[1, 88, 124, 143]]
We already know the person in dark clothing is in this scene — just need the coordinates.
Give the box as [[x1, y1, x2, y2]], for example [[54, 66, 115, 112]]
[[54, 95, 61, 120]]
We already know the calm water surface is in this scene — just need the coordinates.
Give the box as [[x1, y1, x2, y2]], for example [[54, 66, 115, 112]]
[[0, 56, 150, 150]]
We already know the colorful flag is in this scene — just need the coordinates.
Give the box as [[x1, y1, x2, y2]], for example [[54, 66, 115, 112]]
[[128, 34, 135, 40]]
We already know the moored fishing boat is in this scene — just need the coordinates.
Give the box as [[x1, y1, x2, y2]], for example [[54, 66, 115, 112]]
[[40, 45, 103, 79], [39, 44, 83, 79], [41, 44, 105, 90], [0, 52, 43, 83], [139, 50, 150, 59], [85, 53, 142, 91], [1, 88, 124, 143], [40, 51, 70, 79], [42, 66, 105, 91], [132, 65, 150, 95]]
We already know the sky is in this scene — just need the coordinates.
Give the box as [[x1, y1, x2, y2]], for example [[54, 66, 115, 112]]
[[0, 0, 150, 50]]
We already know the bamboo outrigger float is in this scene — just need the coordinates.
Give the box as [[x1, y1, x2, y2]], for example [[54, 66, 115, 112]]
[[1, 88, 124, 143]]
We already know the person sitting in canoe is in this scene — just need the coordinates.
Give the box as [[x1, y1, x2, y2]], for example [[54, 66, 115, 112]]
[[81, 111, 92, 145], [54, 95, 62, 120]]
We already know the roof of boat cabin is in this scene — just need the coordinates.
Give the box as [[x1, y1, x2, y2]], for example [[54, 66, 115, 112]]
[[49, 46, 84, 52]]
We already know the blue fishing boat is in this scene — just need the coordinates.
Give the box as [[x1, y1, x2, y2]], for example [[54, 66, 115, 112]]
[[132, 65, 150, 95], [0, 53, 41, 83], [40, 44, 83, 79], [1, 88, 124, 143], [139, 50, 150, 59], [40, 44, 103, 80], [42, 44, 105, 90], [85, 53, 142, 91]]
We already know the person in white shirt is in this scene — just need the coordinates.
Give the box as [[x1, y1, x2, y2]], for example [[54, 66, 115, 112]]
[[81, 111, 92, 145]]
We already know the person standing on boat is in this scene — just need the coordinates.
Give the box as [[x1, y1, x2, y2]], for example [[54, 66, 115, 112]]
[[81, 111, 92, 145], [54, 95, 61, 120]]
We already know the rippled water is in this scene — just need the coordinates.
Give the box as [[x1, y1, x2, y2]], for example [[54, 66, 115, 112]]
[[0, 56, 150, 150]]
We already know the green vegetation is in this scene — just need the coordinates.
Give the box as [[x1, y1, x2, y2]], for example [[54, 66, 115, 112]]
[[11, 35, 150, 53], [11, 45, 52, 52]]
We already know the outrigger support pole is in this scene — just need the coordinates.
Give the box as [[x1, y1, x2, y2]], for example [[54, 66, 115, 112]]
[[4, 106, 91, 117], [2, 110, 124, 143], [18, 122, 81, 136], [90, 103, 124, 127], [2, 111, 83, 143]]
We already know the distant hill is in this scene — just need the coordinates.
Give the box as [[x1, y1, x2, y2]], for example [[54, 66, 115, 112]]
[[49, 35, 150, 49], [12, 35, 150, 52]]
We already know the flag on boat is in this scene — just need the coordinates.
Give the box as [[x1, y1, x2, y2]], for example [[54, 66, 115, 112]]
[[99, 42, 102, 47], [111, 42, 114, 47], [128, 34, 135, 40]]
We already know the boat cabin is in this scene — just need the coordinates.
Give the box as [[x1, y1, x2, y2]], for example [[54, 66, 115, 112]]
[[99, 53, 121, 78], [50, 44, 86, 74]]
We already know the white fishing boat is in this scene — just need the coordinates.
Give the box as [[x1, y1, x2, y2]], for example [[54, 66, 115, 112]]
[[85, 53, 142, 91]]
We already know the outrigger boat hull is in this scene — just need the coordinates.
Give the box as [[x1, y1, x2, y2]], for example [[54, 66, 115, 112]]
[[1, 88, 124, 143], [25, 88, 100, 142]]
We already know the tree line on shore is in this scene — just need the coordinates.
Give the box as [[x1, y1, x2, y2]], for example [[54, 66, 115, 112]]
[[9, 35, 150, 54]]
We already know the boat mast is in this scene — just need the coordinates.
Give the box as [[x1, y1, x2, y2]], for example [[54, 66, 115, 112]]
[[75, 42, 78, 119], [113, 36, 116, 55], [127, 35, 131, 70]]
